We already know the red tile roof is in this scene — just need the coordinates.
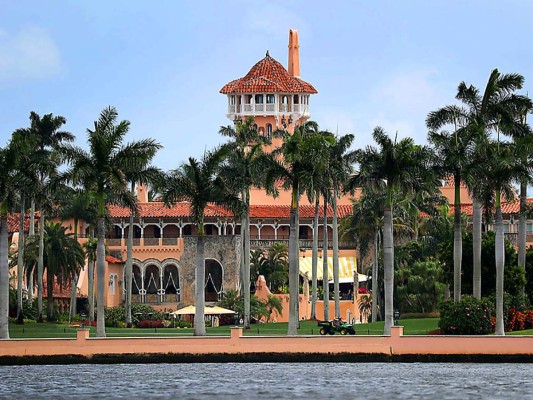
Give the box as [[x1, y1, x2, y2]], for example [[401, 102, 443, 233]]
[[449, 199, 529, 216], [7, 214, 34, 233], [220, 53, 317, 94], [106, 255, 124, 264], [108, 203, 351, 219]]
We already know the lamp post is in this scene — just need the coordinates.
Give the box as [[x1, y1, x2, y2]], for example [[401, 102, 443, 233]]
[[81, 312, 86, 328]]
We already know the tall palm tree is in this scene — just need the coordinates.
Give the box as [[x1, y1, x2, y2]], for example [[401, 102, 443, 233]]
[[25, 222, 85, 320], [160, 148, 243, 336], [0, 142, 20, 339], [124, 163, 161, 328], [83, 236, 98, 322], [65, 106, 157, 337], [327, 133, 356, 317], [349, 127, 435, 334], [60, 188, 97, 321], [426, 108, 472, 302], [340, 187, 385, 322], [265, 123, 333, 334], [219, 117, 269, 329]]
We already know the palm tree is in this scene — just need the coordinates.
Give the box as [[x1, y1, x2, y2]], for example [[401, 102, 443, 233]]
[[83, 236, 98, 322], [60, 188, 97, 321], [16, 112, 73, 322], [65, 106, 157, 337], [327, 133, 356, 317], [25, 222, 85, 320], [264, 295, 283, 322], [265, 123, 333, 334], [426, 109, 472, 302], [0, 142, 20, 339], [349, 127, 435, 334], [124, 158, 161, 328], [160, 148, 243, 336], [340, 187, 385, 322], [219, 117, 269, 329]]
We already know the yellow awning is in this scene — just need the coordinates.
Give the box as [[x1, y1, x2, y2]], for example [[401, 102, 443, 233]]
[[299, 256, 366, 282]]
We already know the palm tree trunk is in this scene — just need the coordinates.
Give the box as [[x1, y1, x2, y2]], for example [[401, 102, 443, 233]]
[[125, 212, 134, 327], [383, 187, 394, 335], [88, 228, 95, 323], [243, 188, 251, 330], [453, 178, 462, 302], [194, 232, 206, 336], [0, 214, 9, 339], [518, 182, 527, 270], [27, 199, 35, 303], [69, 273, 78, 322], [311, 195, 319, 320], [287, 183, 300, 335], [473, 200, 482, 299], [69, 219, 79, 323], [47, 268, 54, 321], [372, 231, 379, 322], [17, 195, 25, 323], [495, 199, 505, 336], [37, 210, 45, 322], [96, 216, 106, 337], [332, 187, 340, 318], [322, 195, 329, 322]]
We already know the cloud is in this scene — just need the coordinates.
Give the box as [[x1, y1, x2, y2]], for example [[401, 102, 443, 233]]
[[0, 26, 61, 82]]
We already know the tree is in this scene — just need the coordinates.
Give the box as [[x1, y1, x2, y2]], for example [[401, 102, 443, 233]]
[[349, 127, 436, 334], [60, 189, 97, 321], [264, 295, 283, 322], [426, 109, 473, 302], [340, 188, 385, 322], [220, 117, 269, 329], [65, 106, 156, 337], [327, 133, 356, 318], [258, 242, 289, 292], [15, 112, 73, 322], [160, 147, 242, 336], [25, 222, 85, 320], [0, 143, 20, 338], [265, 124, 333, 334], [83, 236, 98, 322], [124, 155, 161, 328]]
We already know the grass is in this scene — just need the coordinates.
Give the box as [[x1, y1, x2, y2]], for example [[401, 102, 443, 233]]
[[7, 318, 440, 339]]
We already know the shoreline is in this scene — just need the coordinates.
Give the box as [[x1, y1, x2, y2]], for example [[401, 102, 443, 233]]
[[1, 327, 532, 365]]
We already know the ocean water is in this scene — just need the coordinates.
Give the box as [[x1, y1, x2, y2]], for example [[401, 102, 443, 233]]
[[0, 362, 532, 399]]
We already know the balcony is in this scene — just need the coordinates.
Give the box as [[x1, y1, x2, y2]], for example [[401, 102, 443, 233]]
[[249, 235, 355, 250], [227, 103, 310, 117]]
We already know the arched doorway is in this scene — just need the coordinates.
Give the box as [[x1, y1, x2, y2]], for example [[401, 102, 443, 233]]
[[132, 264, 143, 303], [163, 264, 180, 302], [205, 259, 223, 302], [144, 265, 161, 304]]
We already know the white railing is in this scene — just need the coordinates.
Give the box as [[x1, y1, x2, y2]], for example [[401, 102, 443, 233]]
[[255, 104, 265, 112], [266, 104, 275, 112], [227, 102, 310, 117], [244, 104, 253, 112]]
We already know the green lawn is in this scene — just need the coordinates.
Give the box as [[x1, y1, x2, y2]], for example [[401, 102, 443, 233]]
[[8, 318, 440, 339]]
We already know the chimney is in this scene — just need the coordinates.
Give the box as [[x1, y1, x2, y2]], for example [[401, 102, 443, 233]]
[[137, 184, 149, 203], [288, 29, 300, 77]]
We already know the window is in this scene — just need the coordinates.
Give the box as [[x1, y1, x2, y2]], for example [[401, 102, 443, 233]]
[[503, 223, 510, 233], [206, 225, 213, 235], [255, 94, 264, 104], [527, 222, 533, 233], [293, 95, 299, 104], [134, 226, 142, 238], [183, 225, 192, 236], [266, 94, 275, 104], [229, 95, 235, 105], [114, 226, 122, 239], [154, 226, 161, 238], [299, 226, 308, 239], [266, 124, 272, 139], [253, 124, 258, 131]]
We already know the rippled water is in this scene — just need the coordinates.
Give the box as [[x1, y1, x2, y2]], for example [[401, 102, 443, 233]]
[[0, 363, 532, 399]]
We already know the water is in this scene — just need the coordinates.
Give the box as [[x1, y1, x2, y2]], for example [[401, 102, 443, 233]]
[[0, 363, 532, 399]]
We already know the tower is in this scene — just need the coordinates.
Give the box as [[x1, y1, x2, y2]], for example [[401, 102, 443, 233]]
[[220, 29, 317, 146]]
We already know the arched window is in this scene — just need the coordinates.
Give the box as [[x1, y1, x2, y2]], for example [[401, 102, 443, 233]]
[[266, 94, 275, 104], [293, 95, 299, 104], [266, 124, 272, 139], [183, 225, 192, 236], [255, 94, 264, 104], [205, 259, 223, 302]]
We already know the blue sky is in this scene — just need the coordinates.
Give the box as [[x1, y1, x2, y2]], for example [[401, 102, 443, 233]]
[[1, 0, 532, 171]]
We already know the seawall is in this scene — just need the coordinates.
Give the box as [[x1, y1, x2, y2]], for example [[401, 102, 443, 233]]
[[1, 327, 532, 365]]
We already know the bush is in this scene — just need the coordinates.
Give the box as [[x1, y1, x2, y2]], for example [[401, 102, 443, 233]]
[[399, 312, 440, 319], [137, 320, 164, 328], [177, 320, 192, 328], [439, 296, 494, 335]]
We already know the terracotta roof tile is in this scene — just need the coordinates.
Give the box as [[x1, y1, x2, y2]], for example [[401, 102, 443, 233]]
[[108, 203, 351, 219], [220, 53, 317, 94], [106, 255, 124, 264]]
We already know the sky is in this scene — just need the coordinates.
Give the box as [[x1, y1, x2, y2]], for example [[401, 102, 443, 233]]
[[1, 0, 533, 171]]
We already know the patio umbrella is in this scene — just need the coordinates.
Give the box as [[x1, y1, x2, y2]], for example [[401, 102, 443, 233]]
[[171, 305, 196, 315], [205, 306, 236, 315]]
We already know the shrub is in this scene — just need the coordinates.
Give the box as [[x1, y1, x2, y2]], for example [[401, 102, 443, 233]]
[[177, 320, 192, 328], [439, 296, 494, 335], [138, 320, 164, 328], [400, 312, 440, 319]]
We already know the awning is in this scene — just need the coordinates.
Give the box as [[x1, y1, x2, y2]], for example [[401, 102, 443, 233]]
[[299, 256, 367, 282]]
